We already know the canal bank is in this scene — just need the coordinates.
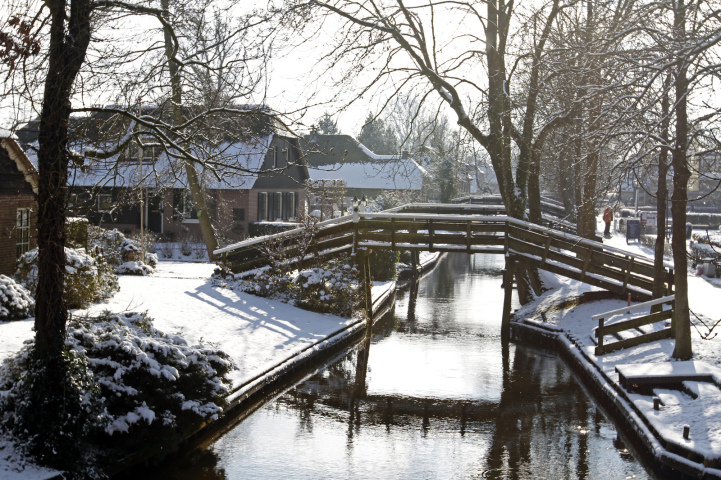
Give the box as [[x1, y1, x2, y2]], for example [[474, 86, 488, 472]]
[[510, 274, 721, 480]]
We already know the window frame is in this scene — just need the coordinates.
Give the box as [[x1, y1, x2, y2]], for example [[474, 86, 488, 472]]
[[16, 208, 30, 258]]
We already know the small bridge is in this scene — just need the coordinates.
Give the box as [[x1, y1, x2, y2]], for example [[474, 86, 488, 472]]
[[215, 203, 673, 332]]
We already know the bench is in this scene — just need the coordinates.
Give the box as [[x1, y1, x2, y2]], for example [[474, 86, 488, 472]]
[[615, 361, 721, 391]]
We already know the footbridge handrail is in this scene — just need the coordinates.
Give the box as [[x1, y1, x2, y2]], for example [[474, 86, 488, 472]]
[[214, 203, 673, 301]]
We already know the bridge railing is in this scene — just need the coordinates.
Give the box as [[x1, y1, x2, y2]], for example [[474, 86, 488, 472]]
[[214, 206, 673, 300]]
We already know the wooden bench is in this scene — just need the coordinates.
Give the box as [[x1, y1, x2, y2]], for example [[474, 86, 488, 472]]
[[615, 361, 720, 391]]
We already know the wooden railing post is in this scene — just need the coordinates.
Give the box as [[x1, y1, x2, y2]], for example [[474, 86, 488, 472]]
[[595, 317, 605, 355]]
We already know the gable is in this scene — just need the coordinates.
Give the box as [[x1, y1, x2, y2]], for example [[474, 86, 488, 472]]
[[0, 137, 37, 195]]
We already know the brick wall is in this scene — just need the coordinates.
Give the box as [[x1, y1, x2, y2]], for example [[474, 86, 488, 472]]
[[0, 194, 36, 276]]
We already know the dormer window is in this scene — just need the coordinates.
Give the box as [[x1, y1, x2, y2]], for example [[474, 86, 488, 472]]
[[124, 137, 160, 164]]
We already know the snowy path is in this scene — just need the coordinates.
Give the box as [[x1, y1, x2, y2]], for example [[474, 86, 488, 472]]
[[77, 261, 357, 389], [1, 262, 358, 391]]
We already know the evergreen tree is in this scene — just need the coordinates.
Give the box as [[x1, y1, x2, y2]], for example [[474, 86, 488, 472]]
[[358, 113, 397, 155], [317, 112, 339, 134]]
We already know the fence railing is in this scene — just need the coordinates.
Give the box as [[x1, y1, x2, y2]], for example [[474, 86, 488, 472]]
[[593, 295, 675, 355]]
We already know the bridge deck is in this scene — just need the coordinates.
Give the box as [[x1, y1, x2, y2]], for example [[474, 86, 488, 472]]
[[215, 204, 673, 300]]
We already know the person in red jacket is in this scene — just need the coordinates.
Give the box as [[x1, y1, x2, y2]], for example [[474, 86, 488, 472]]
[[603, 207, 613, 237]]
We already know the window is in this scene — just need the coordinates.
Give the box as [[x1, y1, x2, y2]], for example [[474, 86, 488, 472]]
[[125, 138, 159, 164], [273, 192, 283, 221], [258, 191, 297, 221], [269, 147, 277, 169], [97, 193, 113, 212], [173, 189, 198, 222], [282, 147, 289, 165], [16, 208, 30, 258], [233, 208, 245, 222], [258, 192, 268, 221]]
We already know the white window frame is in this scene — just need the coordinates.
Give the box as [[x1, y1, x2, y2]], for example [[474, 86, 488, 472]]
[[16, 208, 30, 258]]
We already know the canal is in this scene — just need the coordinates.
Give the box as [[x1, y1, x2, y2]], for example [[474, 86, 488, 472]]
[[146, 253, 654, 479]]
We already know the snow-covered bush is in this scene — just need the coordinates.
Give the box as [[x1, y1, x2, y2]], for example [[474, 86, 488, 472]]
[[88, 226, 155, 274], [115, 261, 154, 276], [88, 226, 126, 265], [219, 257, 363, 317], [293, 262, 362, 316], [16, 247, 119, 308], [146, 252, 158, 267], [0, 312, 233, 475], [0, 275, 34, 320]]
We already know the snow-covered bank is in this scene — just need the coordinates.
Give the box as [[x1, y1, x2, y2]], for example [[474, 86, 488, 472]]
[[507, 217, 721, 479], [0, 252, 442, 477]]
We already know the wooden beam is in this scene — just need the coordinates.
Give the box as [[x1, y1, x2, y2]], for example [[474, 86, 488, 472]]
[[501, 254, 516, 337]]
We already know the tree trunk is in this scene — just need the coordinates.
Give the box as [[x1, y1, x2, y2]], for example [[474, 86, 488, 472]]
[[35, 0, 92, 362], [162, 0, 218, 261], [28, 0, 93, 466], [652, 84, 671, 305], [671, 0, 692, 360]]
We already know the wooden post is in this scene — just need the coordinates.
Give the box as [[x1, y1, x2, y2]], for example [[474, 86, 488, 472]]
[[358, 248, 373, 332], [501, 254, 516, 337], [595, 317, 605, 355]]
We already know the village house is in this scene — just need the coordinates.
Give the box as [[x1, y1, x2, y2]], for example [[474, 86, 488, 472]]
[[0, 130, 38, 276], [15, 106, 308, 243], [301, 133, 427, 217]]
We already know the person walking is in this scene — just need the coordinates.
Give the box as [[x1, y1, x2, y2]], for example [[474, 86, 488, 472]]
[[603, 207, 613, 237]]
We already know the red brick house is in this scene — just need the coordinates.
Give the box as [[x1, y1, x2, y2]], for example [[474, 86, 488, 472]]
[[0, 131, 38, 276]]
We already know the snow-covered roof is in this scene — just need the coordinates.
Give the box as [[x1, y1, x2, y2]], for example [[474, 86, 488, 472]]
[[307, 159, 424, 190], [302, 134, 426, 191], [23, 135, 273, 191]]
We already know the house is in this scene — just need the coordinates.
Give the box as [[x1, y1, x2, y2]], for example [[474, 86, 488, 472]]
[[15, 106, 309, 242], [301, 133, 427, 216], [0, 130, 37, 275]]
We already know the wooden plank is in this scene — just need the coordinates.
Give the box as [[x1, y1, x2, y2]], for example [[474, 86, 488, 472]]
[[600, 328, 674, 354], [514, 249, 652, 300], [391, 218, 396, 250], [428, 219, 434, 250], [508, 224, 657, 278], [581, 247, 592, 278], [466, 220, 472, 253], [596, 310, 673, 337]]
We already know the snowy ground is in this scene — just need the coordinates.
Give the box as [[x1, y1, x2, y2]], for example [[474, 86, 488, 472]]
[[514, 215, 721, 473]]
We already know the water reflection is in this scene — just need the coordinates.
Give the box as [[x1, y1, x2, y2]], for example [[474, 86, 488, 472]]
[[143, 254, 653, 479]]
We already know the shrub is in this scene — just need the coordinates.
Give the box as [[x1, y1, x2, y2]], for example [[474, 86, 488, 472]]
[[369, 249, 398, 281], [115, 261, 154, 276], [0, 275, 34, 320], [0, 312, 233, 476], [16, 247, 119, 308], [293, 262, 362, 316], [179, 232, 194, 256], [88, 226, 126, 265], [88, 226, 154, 274], [159, 241, 175, 258]]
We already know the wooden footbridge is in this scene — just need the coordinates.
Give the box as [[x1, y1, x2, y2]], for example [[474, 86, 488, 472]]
[[215, 203, 673, 332]]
